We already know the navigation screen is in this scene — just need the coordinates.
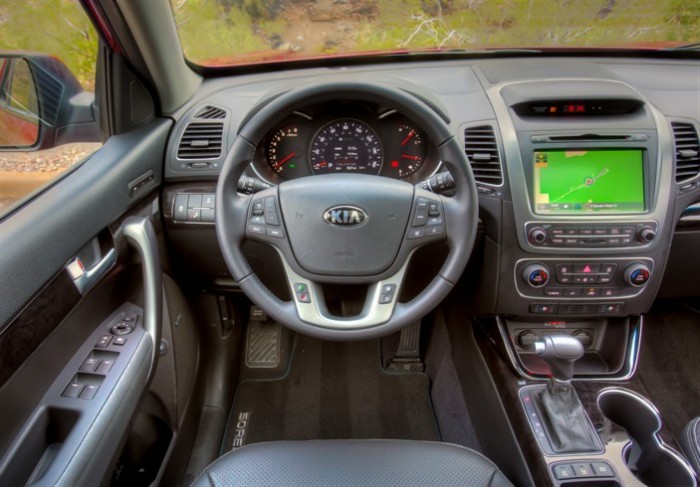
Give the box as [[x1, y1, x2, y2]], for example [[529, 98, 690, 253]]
[[533, 149, 645, 214]]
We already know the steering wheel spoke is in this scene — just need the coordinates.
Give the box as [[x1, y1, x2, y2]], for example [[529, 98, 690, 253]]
[[275, 248, 411, 329]]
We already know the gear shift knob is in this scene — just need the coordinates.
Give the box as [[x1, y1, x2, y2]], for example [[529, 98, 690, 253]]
[[535, 334, 584, 383]]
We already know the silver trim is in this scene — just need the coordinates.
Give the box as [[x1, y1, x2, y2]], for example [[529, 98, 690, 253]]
[[496, 315, 643, 382], [70, 249, 116, 295], [460, 122, 505, 188], [485, 77, 675, 255], [275, 248, 413, 329], [123, 217, 162, 378], [597, 387, 698, 486], [513, 257, 654, 300]]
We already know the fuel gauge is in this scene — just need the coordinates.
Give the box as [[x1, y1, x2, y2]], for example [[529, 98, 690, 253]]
[[385, 123, 428, 178]]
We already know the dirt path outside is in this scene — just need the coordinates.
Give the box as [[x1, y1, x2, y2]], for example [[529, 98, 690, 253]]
[[0, 143, 101, 214]]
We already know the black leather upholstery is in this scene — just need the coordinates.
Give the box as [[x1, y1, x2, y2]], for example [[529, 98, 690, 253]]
[[193, 439, 513, 486], [681, 417, 700, 474]]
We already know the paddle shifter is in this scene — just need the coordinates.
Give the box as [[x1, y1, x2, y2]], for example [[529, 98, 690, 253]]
[[532, 334, 601, 453]]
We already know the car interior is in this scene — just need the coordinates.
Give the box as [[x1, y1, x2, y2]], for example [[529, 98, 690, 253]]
[[0, 0, 699, 486]]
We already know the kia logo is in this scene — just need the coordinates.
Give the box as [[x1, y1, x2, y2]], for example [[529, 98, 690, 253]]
[[323, 206, 368, 226]]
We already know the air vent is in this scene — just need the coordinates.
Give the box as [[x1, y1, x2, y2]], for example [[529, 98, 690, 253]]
[[464, 125, 503, 185], [177, 122, 224, 160], [672, 122, 700, 183], [195, 106, 226, 119]]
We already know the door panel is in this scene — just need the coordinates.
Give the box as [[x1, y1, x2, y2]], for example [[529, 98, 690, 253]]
[[0, 119, 170, 328], [0, 119, 171, 485]]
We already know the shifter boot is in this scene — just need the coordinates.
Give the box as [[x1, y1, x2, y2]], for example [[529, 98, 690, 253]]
[[536, 382, 600, 453]]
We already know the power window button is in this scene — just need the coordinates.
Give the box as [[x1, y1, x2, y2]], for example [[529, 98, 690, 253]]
[[80, 357, 99, 372], [79, 384, 99, 400], [62, 382, 84, 398]]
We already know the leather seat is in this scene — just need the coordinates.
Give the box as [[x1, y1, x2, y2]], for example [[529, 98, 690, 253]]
[[193, 439, 513, 486], [680, 417, 700, 474]]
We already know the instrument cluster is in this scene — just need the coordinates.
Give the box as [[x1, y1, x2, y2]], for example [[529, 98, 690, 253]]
[[251, 102, 440, 184]]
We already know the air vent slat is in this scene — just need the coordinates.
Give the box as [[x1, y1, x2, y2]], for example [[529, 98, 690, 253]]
[[464, 125, 503, 185], [672, 122, 700, 183], [177, 121, 224, 160], [195, 106, 226, 119]]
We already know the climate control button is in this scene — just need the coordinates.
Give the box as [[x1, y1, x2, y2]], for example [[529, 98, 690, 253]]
[[523, 264, 550, 288], [624, 263, 651, 287]]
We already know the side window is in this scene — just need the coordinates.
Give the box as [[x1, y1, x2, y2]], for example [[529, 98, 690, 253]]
[[0, 1, 102, 217]]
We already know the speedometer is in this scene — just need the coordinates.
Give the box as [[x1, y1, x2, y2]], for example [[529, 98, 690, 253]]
[[309, 119, 383, 175]]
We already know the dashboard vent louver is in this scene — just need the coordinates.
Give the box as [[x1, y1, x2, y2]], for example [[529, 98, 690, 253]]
[[195, 106, 226, 119], [464, 125, 503, 185], [672, 122, 700, 183], [177, 122, 224, 160]]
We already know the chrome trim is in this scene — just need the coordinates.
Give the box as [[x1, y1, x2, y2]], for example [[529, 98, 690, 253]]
[[496, 315, 642, 382], [275, 248, 413, 329], [70, 249, 116, 295], [512, 257, 654, 300], [597, 387, 698, 486], [680, 202, 700, 223], [123, 217, 162, 378]]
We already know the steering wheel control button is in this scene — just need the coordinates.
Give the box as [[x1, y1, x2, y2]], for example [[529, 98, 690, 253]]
[[523, 264, 549, 287], [266, 227, 285, 239], [250, 215, 265, 224], [294, 283, 311, 303], [265, 197, 280, 225], [379, 284, 397, 304], [252, 201, 264, 215], [428, 202, 440, 216], [407, 228, 426, 239], [427, 225, 445, 236], [248, 224, 265, 235], [412, 209, 428, 226]]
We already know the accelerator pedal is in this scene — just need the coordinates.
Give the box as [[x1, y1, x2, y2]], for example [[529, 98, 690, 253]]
[[388, 321, 424, 373], [245, 307, 281, 368]]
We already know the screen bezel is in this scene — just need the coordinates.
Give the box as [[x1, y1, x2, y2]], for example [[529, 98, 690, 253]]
[[531, 148, 647, 215]]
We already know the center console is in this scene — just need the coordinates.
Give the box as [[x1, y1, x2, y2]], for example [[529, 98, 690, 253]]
[[481, 78, 693, 486]]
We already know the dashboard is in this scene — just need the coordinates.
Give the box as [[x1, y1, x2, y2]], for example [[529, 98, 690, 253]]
[[250, 102, 439, 184], [161, 57, 700, 325]]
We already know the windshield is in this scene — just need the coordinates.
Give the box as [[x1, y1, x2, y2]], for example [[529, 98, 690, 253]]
[[171, 0, 698, 67]]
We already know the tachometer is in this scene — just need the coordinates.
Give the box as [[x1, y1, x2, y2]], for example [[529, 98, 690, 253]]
[[310, 119, 383, 175], [266, 125, 306, 177]]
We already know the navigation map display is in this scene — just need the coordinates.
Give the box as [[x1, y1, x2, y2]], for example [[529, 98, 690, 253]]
[[533, 149, 645, 214]]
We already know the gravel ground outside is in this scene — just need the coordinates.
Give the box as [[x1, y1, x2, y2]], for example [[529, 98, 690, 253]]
[[0, 143, 102, 214]]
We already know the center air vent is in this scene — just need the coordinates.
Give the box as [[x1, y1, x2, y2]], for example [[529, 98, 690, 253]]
[[464, 125, 503, 185], [195, 106, 226, 119], [177, 122, 224, 160], [672, 122, 700, 183]]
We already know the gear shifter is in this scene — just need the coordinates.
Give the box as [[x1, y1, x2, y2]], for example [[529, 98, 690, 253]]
[[532, 334, 600, 453], [535, 334, 583, 384]]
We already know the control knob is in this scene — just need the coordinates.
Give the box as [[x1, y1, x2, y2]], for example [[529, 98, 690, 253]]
[[639, 226, 656, 243], [528, 226, 547, 244], [624, 263, 651, 287], [523, 264, 550, 288]]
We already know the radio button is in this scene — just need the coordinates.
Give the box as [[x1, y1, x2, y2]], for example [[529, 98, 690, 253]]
[[580, 228, 594, 235], [551, 238, 565, 246], [601, 288, 620, 297], [564, 288, 582, 297], [609, 227, 622, 235], [607, 238, 621, 246], [544, 288, 564, 297], [550, 228, 565, 236], [601, 264, 617, 274], [593, 228, 608, 235], [564, 238, 580, 247], [584, 288, 600, 297]]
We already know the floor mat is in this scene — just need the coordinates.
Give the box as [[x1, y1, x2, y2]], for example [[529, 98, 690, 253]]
[[638, 301, 700, 437], [222, 333, 439, 451]]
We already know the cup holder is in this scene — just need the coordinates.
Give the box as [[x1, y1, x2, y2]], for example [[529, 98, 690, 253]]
[[597, 388, 696, 487]]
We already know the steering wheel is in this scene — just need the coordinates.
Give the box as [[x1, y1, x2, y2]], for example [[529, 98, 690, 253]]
[[215, 81, 478, 340]]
